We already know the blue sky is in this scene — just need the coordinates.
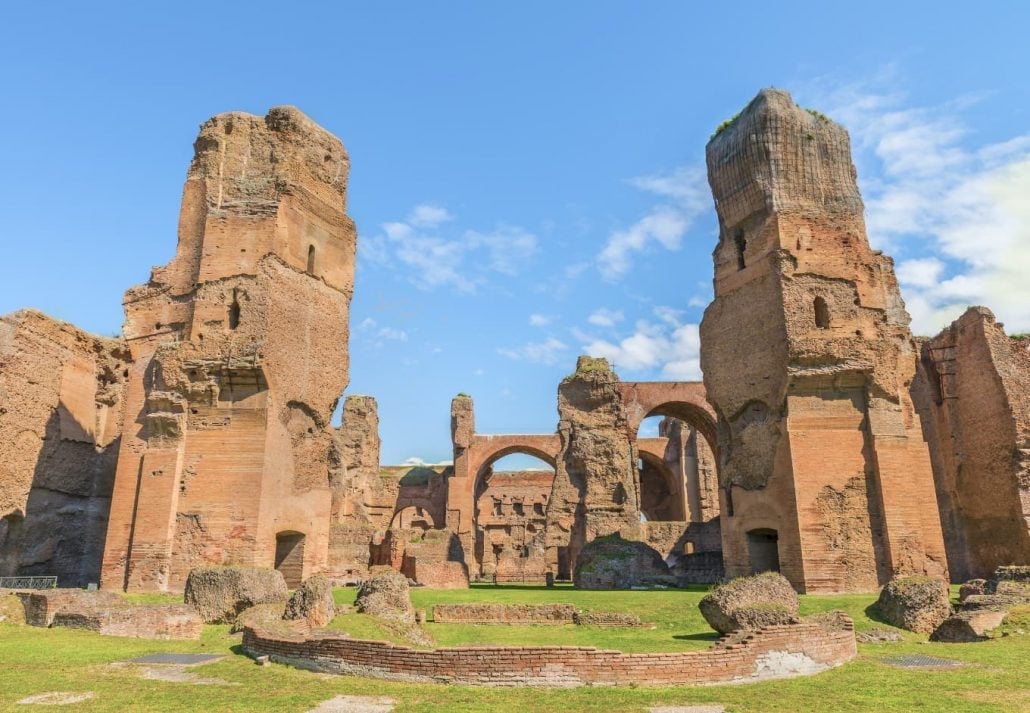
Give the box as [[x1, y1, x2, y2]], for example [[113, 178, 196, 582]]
[[2, 2, 1029, 466]]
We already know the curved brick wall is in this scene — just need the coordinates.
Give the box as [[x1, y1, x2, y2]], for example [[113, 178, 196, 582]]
[[243, 618, 856, 687]]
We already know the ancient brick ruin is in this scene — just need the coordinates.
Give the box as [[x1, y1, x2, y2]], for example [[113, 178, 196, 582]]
[[1, 91, 1027, 595], [701, 89, 949, 592], [912, 307, 1030, 580]]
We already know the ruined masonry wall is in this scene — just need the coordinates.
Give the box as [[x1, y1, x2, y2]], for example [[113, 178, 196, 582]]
[[101, 106, 355, 592], [700, 89, 947, 592], [0, 310, 128, 586], [243, 619, 856, 687], [913, 307, 1030, 580]]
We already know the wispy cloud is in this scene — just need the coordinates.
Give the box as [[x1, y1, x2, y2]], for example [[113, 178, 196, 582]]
[[807, 76, 1030, 333], [359, 202, 539, 294], [529, 313, 555, 327], [587, 308, 624, 328], [577, 306, 701, 380], [498, 337, 569, 365], [597, 166, 710, 281]]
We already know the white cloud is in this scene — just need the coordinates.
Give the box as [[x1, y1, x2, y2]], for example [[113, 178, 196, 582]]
[[587, 308, 624, 328], [366, 204, 539, 294], [408, 203, 454, 228], [402, 456, 454, 467], [598, 166, 710, 281], [578, 307, 701, 380], [376, 327, 407, 342], [896, 257, 945, 288], [810, 78, 1030, 334], [498, 337, 569, 365], [466, 225, 538, 275], [529, 314, 554, 327]]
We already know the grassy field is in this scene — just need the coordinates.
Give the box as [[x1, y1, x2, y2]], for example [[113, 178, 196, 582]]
[[0, 585, 1027, 712]]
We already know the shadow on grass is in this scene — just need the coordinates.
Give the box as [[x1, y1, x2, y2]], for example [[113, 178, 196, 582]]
[[863, 601, 891, 626], [672, 632, 720, 643], [464, 583, 714, 593]]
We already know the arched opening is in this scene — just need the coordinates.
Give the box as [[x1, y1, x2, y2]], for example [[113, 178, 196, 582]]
[[390, 505, 434, 531], [633, 403, 723, 581], [639, 451, 679, 521], [734, 232, 747, 270], [306, 244, 316, 275], [227, 288, 241, 330], [814, 296, 830, 329], [274, 531, 305, 588], [746, 528, 780, 573], [474, 450, 555, 582]]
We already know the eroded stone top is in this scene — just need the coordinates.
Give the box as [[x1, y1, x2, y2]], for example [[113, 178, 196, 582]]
[[707, 88, 863, 229], [189, 105, 350, 214]]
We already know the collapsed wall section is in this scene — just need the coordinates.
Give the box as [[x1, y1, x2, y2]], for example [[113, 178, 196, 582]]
[[913, 307, 1030, 580], [0, 310, 129, 586], [544, 356, 640, 577]]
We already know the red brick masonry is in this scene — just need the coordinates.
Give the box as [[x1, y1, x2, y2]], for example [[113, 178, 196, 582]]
[[243, 618, 856, 687]]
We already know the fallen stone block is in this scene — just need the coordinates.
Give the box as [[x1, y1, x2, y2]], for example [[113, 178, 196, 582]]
[[698, 572, 800, 634], [283, 575, 335, 627], [184, 567, 288, 624], [930, 609, 1007, 642], [52, 603, 203, 640], [874, 576, 951, 633]]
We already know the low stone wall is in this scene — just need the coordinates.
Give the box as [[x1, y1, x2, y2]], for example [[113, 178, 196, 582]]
[[403, 559, 468, 589], [14, 589, 202, 639], [243, 618, 856, 687], [433, 603, 577, 624]]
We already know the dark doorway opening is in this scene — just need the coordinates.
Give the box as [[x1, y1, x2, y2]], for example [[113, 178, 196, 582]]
[[274, 531, 305, 588], [746, 528, 780, 573]]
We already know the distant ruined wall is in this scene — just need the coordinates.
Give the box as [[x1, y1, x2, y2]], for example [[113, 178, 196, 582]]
[[476, 469, 554, 581], [912, 307, 1030, 580], [100, 107, 355, 592], [331, 395, 382, 523], [0, 310, 129, 586], [544, 356, 639, 577], [700, 89, 947, 592]]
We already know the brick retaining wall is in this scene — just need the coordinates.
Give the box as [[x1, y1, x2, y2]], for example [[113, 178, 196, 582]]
[[432, 603, 577, 624], [243, 618, 856, 687]]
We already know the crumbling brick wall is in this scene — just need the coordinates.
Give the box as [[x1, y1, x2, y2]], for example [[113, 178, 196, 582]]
[[0, 310, 128, 586], [243, 618, 856, 686], [545, 356, 640, 578], [100, 106, 356, 592], [912, 307, 1030, 580], [700, 89, 948, 592]]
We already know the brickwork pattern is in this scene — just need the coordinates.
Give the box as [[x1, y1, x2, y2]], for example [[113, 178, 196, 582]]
[[243, 618, 855, 687]]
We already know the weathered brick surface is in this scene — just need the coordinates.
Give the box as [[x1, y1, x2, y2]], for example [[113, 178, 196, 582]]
[[912, 307, 1030, 581], [0, 311, 128, 587], [51, 602, 203, 640], [700, 88, 948, 592], [243, 618, 855, 687], [432, 603, 577, 624], [99, 106, 355, 592], [16, 589, 201, 639]]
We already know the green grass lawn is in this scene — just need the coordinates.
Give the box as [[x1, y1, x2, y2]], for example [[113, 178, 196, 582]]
[[1, 586, 1027, 712]]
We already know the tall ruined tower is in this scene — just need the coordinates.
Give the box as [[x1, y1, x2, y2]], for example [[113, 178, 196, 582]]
[[700, 89, 947, 592], [101, 107, 355, 591], [545, 356, 639, 577]]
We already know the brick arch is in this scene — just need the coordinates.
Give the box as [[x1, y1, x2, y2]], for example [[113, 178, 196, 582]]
[[390, 504, 436, 530], [619, 381, 718, 455], [471, 441, 558, 488]]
